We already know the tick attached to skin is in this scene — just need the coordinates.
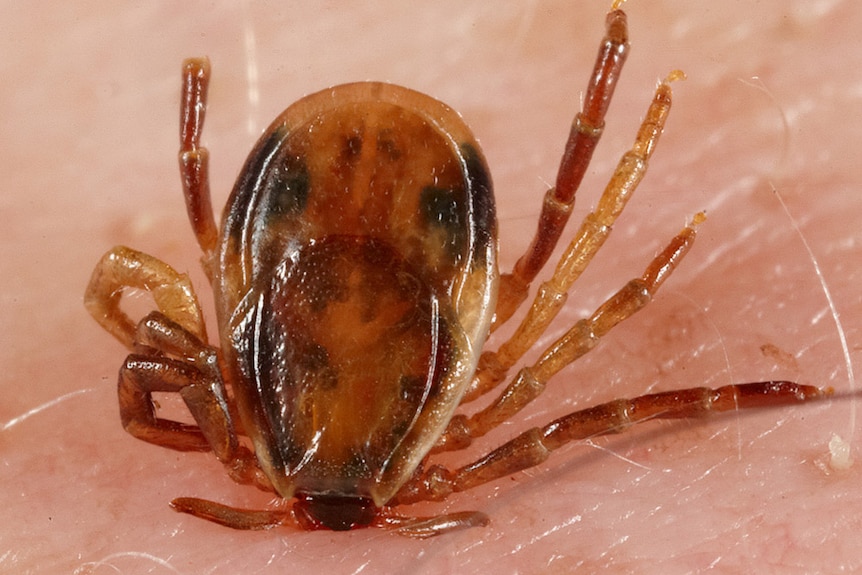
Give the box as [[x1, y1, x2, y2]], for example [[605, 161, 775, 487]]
[[85, 4, 830, 537]]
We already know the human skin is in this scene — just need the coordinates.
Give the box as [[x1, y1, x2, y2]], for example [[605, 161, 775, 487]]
[[2, 0, 860, 573]]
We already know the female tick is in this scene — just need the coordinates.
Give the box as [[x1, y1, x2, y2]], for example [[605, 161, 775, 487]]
[[85, 6, 828, 537]]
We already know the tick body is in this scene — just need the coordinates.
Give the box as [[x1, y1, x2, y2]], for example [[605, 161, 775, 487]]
[[218, 83, 497, 519], [85, 7, 827, 537]]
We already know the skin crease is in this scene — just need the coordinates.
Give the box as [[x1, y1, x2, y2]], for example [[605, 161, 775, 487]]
[[1, 0, 860, 572]]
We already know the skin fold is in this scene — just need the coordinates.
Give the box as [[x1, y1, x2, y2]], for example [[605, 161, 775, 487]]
[[1, 1, 860, 572]]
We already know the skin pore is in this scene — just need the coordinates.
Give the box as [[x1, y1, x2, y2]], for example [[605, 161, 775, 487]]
[[2, 0, 860, 572]]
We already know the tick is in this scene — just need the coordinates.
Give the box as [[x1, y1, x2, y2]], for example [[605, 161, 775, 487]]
[[85, 5, 829, 537]]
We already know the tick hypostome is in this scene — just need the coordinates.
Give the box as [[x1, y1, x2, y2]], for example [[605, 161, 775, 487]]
[[85, 6, 829, 537]]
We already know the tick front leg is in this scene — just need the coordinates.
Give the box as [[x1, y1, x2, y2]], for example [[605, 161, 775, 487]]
[[179, 57, 219, 265], [395, 382, 830, 506]]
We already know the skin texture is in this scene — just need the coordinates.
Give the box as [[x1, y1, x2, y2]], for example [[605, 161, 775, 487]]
[[2, 0, 860, 572]]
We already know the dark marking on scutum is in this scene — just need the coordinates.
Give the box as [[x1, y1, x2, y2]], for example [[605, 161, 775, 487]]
[[398, 374, 426, 402], [361, 238, 395, 268], [376, 129, 402, 161], [461, 143, 496, 261], [420, 186, 460, 227], [420, 185, 464, 262], [263, 154, 310, 218], [225, 129, 286, 243], [301, 341, 337, 391], [343, 134, 363, 160], [299, 342, 330, 371]]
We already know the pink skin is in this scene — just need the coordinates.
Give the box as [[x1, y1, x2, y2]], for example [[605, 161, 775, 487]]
[[2, 0, 860, 572]]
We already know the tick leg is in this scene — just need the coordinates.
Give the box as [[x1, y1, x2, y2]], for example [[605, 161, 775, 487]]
[[434, 214, 700, 452], [84, 247, 257, 472], [127, 311, 231, 455], [85, 246, 206, 349], [169, 497, 489, 537], [119, 352, 212, 452], [466, 71, 684, 407], [375, 508, 489, 538], [170, 497, 292, 530], [494, 8, 630, 329], [396, 382, 830, 506], [179, 57, 219, 266], [122, 311, 272, 490]]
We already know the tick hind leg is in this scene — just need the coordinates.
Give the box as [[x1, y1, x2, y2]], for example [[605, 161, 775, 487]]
[[395, 381, 829, 507]]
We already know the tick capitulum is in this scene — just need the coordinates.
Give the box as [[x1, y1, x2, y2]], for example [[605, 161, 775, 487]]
[[84, 4, 829, 537]]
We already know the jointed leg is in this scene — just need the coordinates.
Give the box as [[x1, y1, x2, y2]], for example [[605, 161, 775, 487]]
[[465, 70, 685, 408], [179, 57, 219, 269], [169, 496, 490, 537], [86, 59, 217, 346], [84, 246, 207, 349], [396, 381, 830, 506], [119, 311, 272, 491], [85, 246, 269, 489], [434, 213, 701, 452], [86, 61, 273, 529], [119, 351, 212, 452], [493, 8, 630, 328]]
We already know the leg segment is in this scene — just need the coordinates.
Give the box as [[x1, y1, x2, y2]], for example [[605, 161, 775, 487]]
[[170, 497, 292, 531], [493, 8, 630, 328], [374, 508, 489, 538], [466, 70, 685, 406], [179, 57, 219, 267], [122, 311, 228, 454], [84, 246, 207, 349], [396, 381, 830, 506], [119, 353, 211, 452]]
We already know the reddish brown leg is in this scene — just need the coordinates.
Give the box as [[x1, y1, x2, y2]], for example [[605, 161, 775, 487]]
[[179, 57, 219, 270], [121, 311, 272, 491], [168, 497, 489, 537], [84, 247, 271, 492], [395, 382, 831, 506], [119, 353, 212, 452], [86, 61, 278, 529], [493, 8, 630, 329], [170, 497, 293, 531]]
